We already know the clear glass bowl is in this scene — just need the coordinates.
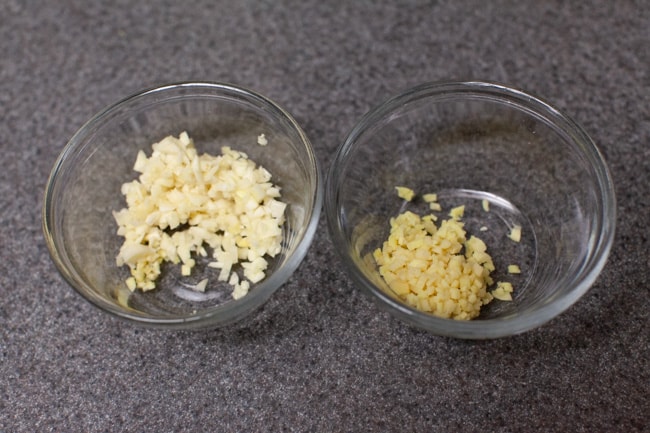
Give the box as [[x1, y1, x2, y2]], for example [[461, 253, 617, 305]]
[[326, 81, 616, 339], [44, 82, 322, 329]]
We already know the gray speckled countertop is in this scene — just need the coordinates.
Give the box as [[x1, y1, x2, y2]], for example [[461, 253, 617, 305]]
[[1, 1, 648, 431]]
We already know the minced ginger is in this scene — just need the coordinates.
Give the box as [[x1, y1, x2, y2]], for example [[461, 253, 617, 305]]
[[373, 190, 516, 320], [113, 131, 286, 299], [395, 186, 415, 202], [509, 225, 522, 242]]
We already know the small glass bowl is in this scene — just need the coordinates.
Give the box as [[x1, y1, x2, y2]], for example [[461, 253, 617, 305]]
[[43, 82, 322, 329], [326, 81, 616, 339]]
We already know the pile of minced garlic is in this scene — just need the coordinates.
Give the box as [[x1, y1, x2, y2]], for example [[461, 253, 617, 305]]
[[373, 187, 517, 320], [113, 131, 286, 300]]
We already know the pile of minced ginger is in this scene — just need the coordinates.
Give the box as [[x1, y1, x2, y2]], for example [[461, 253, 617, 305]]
[[373, 187, 520, 320]]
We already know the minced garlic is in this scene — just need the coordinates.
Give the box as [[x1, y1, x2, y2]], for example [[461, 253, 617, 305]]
[[113, 132, 286, 299]]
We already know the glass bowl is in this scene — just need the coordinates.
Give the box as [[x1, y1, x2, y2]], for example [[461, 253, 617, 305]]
[[44, 82, 322, 329], [326, 81, 615, 339]]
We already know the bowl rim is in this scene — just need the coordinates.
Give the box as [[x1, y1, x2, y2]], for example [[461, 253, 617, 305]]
[[43, 81, 323, 329], [325, 80, 616, 339]]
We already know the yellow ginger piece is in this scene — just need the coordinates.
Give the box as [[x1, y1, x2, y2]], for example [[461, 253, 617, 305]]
[[423, 193, 442, 211], [449, 205, 465, 220], [492, 281, 514, 301], [395, 186, 415, 202], [509, 225, 522, 242], [422, 193, 437, 203]]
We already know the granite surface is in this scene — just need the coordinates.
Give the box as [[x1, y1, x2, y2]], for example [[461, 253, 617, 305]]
[[1, 1, 648, 431]]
